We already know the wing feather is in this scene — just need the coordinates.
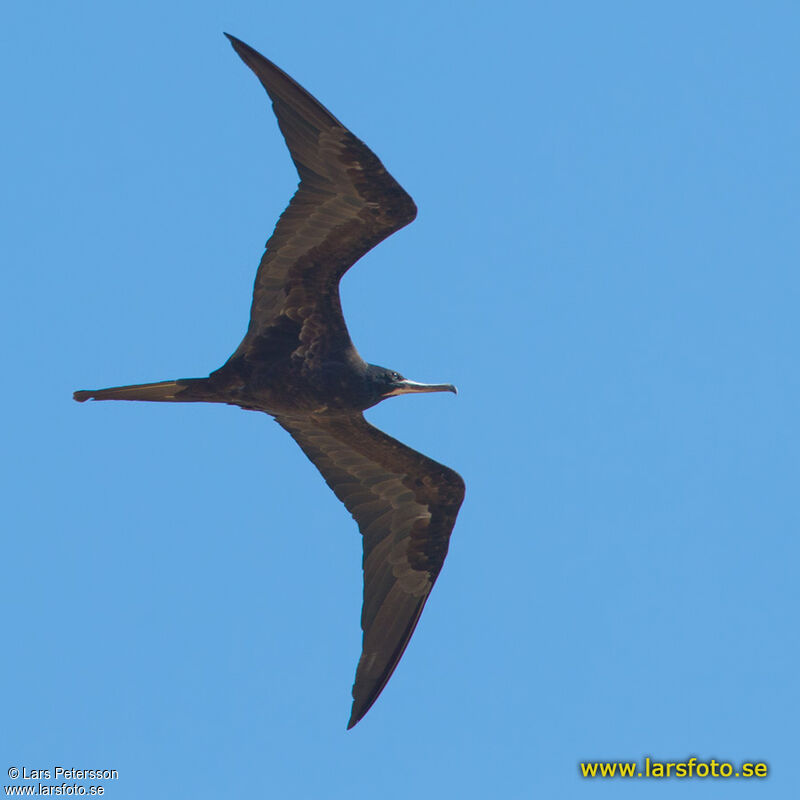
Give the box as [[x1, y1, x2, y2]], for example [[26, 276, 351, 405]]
[[275, 413, 464, 728], [224, 35, 417, 365]]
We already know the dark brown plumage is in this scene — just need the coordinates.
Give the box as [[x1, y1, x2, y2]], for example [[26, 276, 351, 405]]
[[74, 34, 464, 729]]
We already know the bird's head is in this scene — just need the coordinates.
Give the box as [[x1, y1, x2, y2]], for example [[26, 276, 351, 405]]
[[366, 364, 457, 405]]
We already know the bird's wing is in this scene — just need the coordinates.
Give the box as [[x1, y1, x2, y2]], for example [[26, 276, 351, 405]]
[[225, 35, 417, 366], [275, 412, 464, 728]]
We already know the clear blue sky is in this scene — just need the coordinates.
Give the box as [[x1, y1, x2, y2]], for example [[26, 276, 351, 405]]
[[3, 1, 798, 797]]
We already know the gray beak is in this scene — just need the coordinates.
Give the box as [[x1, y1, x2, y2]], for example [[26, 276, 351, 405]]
[[386, 379, 458, 397]]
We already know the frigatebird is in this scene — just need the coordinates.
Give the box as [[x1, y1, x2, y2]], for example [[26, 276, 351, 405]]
[[74, 34, 464, 728]]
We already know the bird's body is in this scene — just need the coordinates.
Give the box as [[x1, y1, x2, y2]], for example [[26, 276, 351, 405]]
[[75, 34, 464, 729]]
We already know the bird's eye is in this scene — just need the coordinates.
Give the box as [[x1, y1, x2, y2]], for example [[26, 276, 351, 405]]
[[391, 372, 401, 381]]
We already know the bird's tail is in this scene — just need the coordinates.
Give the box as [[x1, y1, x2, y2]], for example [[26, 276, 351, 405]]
[[73, 378, 208, 403]]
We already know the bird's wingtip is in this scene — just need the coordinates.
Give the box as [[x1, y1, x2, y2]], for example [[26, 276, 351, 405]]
[[223, 32, 248, 52], [347, 696, 374, 729], [73, 390, 91, 402], [223, 32, 261, 67], [223, 32, 243, 50]]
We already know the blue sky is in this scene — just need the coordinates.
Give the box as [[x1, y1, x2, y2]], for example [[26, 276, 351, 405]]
[[3, 1, 798, 797]]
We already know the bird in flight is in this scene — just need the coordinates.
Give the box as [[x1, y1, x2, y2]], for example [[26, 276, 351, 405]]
[[74, 34, 464, 729]]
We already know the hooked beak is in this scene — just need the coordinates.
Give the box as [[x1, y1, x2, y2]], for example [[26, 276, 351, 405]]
[[385, 379, 458, 397]]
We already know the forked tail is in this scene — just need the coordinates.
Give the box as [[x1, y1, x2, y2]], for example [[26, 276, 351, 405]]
[[73, 378, 207, 403]]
